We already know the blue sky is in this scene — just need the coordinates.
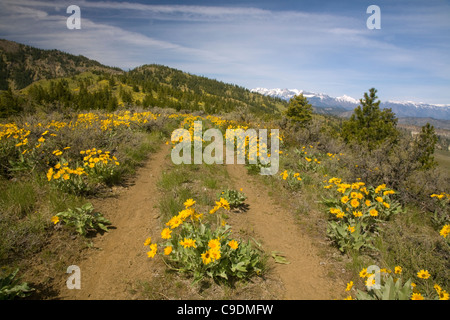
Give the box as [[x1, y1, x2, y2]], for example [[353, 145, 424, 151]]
[[0, 0, 449, 104]]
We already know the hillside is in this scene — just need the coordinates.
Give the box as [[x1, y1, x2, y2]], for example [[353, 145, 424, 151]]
[[397, 117, 450, 131], [0, 39, 122, 91], [0, 40, 287, 118]]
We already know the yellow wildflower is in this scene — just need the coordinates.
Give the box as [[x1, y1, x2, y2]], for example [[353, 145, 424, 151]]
[[184, 198, 196, 208], [209, 206, 219, 214], [411, 293, 424, 300], [208, 238, 221, 250], [350, 199, 360, 208], [375, 184, 386, 193], [359, 268, 368, 278], [217, 198, 230, 210], [180, 238, 197, 249], [228, 240, 239, 250], [51, 216, 60, 225], [147, 243, 158, 258], [144, 237, 152, 246], [201, 250, 212, 265], [439, 224, 450, 238], [161, 228, 172, 239], [417, 270, 431, 279], [438, 290, 449, 300], [167, 215, 183, 229], [47, 168, 54, 181], [345, 281, 353, 291], [353, 211, 363, 218], [395, 266, 402, 275], [336, 210, 346, 218], [164, 246, 173, 255], [209, 248, 221, 260]]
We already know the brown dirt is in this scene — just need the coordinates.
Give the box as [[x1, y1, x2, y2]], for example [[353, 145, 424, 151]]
[[225, 163, 344, 300], [60, 145, 169, 300], [58, 144, 344, 300]]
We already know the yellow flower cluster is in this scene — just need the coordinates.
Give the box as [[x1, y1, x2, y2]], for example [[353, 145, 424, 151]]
[[201, 238, 221, 265], [75, 111, 160, 131], [409, 268, 449, 300], [430, 192, 450, 200], [147, 198, 234, 265], [326, 152, 342, 161], [346, 266, 449, 300], [279, 170, 302, 181], [433, 283, 450, 301], [209, 198, 231, 214], [81, 148, 119, 168], [165, 198, 205, 230], [180, 238, 197, 249], [144, 237, 158, 258], [2, 110, 165, 189], [47, 162, 87, 181], [0, 123, 30, 143], [299, 146, 321, 164], [325, 178, 397, 221]]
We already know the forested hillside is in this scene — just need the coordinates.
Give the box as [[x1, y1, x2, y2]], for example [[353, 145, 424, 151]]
[[0, 39, 121, 90], [0, 39, 286, 119]]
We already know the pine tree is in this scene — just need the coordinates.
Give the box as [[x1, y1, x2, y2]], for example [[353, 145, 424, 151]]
[[0, 87, 22, 117], [415, 123, 438, 170], [284, 93, 313, 126], [341, 88, 398, 150]]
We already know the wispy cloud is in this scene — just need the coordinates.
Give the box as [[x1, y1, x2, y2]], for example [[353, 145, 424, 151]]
[[0, 0, 226, 69], [0, 0, 449, 103]]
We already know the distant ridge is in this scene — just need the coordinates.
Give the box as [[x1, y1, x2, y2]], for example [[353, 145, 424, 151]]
[[251, 87, 450, 120]]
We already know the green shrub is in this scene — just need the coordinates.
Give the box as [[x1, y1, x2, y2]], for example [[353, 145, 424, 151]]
[[218, 189, 247, 210], [0, 268, 34, 300], [53, 202, 111, 237], [146, 199, 265, 284]]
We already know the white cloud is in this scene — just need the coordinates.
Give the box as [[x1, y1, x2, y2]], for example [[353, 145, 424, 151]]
[[0, 0, 449, 103]]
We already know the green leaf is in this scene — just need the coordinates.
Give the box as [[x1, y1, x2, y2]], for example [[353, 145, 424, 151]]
[[271, 251, 290, 264]]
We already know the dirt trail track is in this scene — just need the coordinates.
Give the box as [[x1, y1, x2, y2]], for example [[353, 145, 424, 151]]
[[60, 144, 342, 300], [61, 145, 169, 300], [226, 163, 341, 300]]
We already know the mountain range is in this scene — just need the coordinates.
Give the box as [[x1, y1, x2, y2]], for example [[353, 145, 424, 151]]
[[251, 88, 450, 121]]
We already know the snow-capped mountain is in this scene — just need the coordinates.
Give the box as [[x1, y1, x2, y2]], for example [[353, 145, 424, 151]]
[[380, 100, 450, 120], [251, 88, 450, 120]]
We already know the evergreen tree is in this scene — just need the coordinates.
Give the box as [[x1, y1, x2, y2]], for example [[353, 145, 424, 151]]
[[415, 123, 438, 170], [341, 88, 398, 150], [284, 93, 313, 126], [106, 96, 118, 112], [0, 57, 9, 91], [0, 87, 22, 117]]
